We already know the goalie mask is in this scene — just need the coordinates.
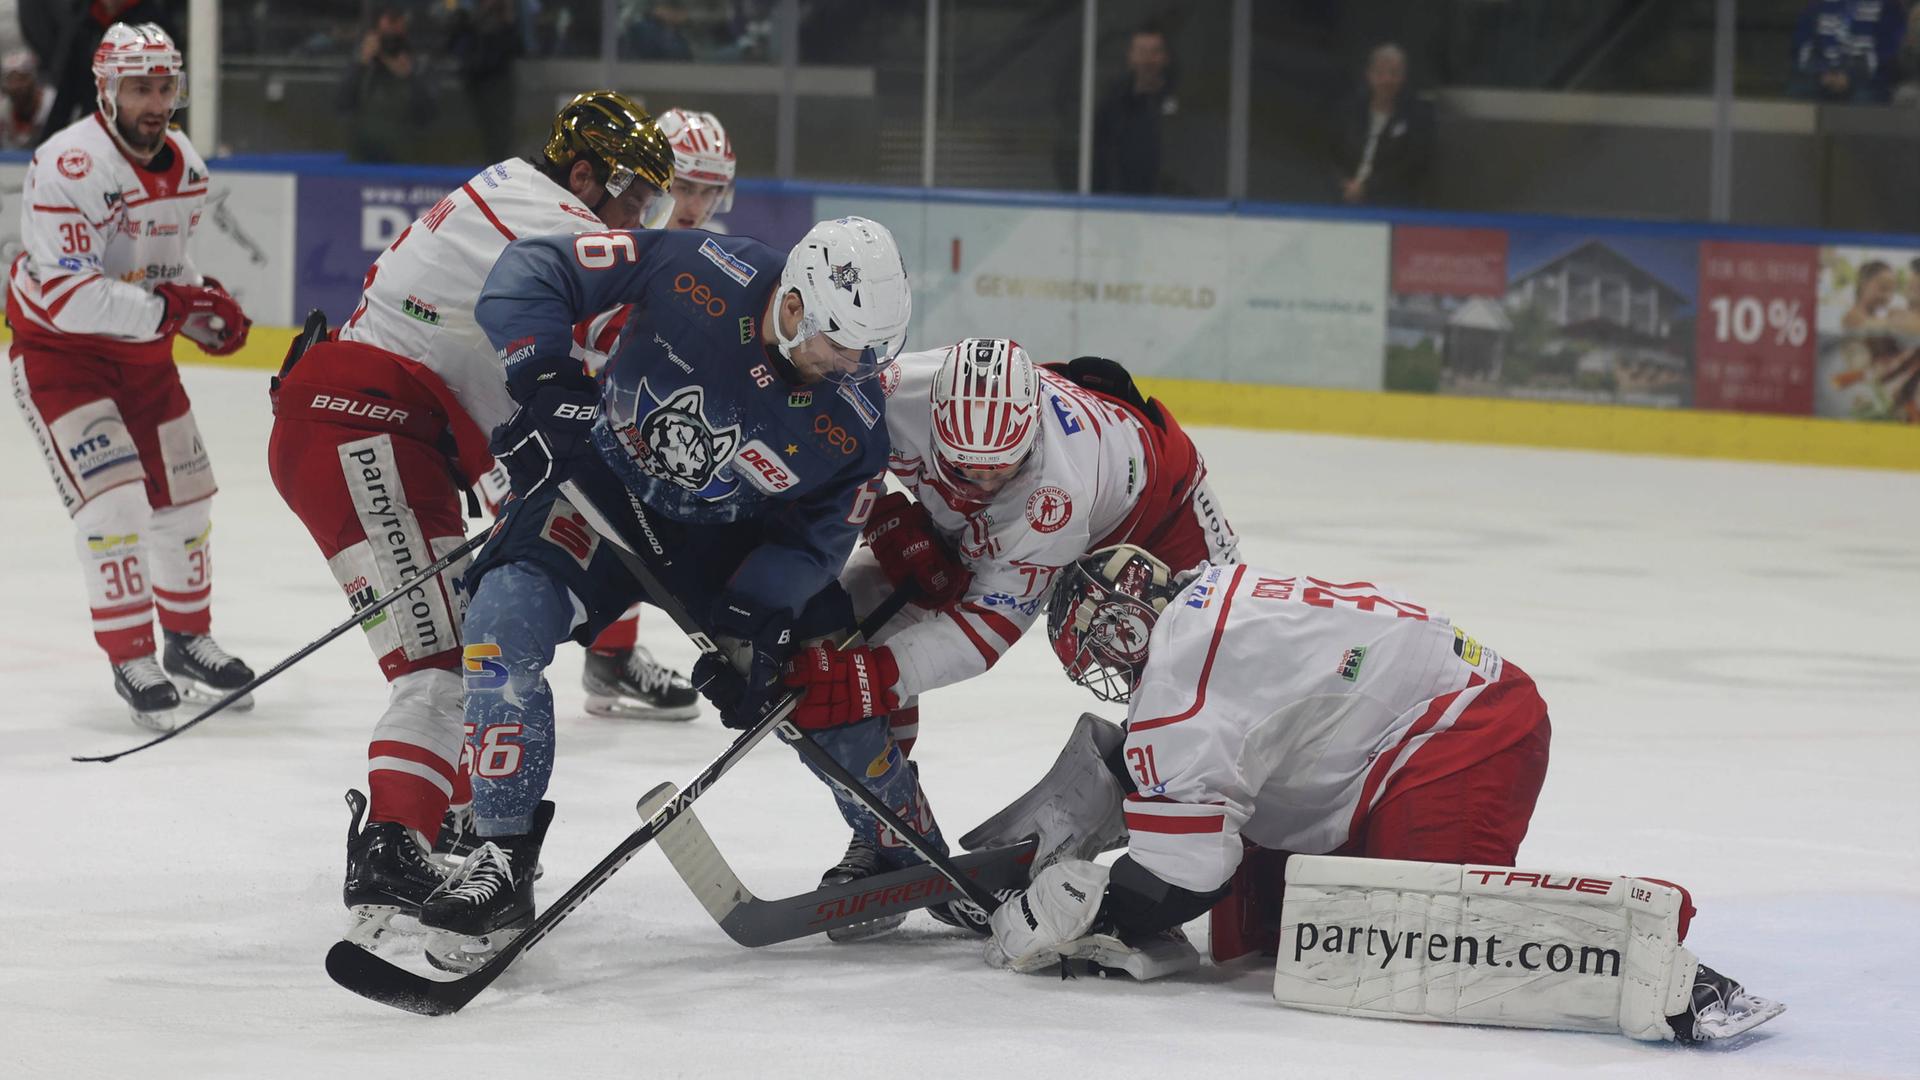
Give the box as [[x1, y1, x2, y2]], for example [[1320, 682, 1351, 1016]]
[[773, 216, 912, 385], [1047, 546, 1180, 703]]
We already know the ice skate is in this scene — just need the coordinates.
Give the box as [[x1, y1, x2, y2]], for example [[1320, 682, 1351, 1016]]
[[429, 801, 542, 881], [821, 834, 908, 941], [1671, 963, 1786, 1044], [112, 655, 181, 731], [420, 801, 552, 973], [340, 789, 447, 947], [582, 646, 699, 721], [162, 631, 256, 710]]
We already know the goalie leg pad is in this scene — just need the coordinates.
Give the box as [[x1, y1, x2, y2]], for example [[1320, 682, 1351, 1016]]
[[1273, 855, 1719, 1042], [960, 712, 1128, 871]]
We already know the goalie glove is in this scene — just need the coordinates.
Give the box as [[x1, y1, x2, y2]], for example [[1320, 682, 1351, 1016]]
[[986, 859, 1110, 973]]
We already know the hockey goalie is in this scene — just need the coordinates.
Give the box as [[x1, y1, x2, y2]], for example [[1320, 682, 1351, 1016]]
[[969, 546, 1784, 1045]]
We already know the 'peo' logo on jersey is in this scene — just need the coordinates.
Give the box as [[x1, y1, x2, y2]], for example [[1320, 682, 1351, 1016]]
[[613, 380, 742, 500]]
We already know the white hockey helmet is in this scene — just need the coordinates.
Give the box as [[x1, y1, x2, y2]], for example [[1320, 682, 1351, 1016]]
[[659, 108, 736, 214], [930, 338, 1040, 501], [774, 216, 912, 385], [93, 23, 184, 125]]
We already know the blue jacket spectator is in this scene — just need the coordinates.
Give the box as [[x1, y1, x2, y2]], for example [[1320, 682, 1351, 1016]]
[[1791, 0, 1908, 103]]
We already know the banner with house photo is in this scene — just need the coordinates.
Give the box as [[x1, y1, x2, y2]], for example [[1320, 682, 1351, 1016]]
[[1814, 245, 1920, 423], [1386, 225, 1700, 408]]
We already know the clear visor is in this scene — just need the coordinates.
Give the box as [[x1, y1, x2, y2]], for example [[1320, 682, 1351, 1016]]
[[105, 70, 186, 114], [603, 165, 676, 230], [933, 450, 1023, 503], [786, 309, 904, 386]]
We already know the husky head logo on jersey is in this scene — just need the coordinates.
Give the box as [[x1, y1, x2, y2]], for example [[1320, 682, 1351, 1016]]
[[1047, 545, 1180, 703], [610, 381, 742, 501]]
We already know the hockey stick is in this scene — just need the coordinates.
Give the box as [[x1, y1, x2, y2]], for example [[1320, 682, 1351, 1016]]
[[323, 579, 918, 1015], [641, 782, 1038, 946], [72, 531, 489, 764], [573, 489, 1000, 915], [72, 427, 562, 764]]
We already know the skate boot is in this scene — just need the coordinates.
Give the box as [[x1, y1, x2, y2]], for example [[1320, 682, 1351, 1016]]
[[820, 834, 909, 942], [927, 888, 1021, 936], [112, 655, 181, 731], [162, 631, 256, 710], [429, 801, 543, 881], [582, 646, 699, 721], [341, 789, 447, 947], [1669, 962, 1786, 1043], [420, 800, 554, 973]]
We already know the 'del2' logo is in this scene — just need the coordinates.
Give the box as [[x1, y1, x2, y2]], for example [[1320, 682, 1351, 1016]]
[[463, 643, 509, 691]]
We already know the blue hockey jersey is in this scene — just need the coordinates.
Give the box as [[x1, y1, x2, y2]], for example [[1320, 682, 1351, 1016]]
[[475, 228, 891, 615]]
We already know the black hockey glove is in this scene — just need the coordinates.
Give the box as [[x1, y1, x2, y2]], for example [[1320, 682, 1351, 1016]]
[[489, 368, 602, 493], [693, 591, 796, 730]]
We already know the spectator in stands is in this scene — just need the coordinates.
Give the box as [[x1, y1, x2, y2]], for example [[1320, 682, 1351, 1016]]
[[27, 0, 174, 140], [337, 5, 437, 163], [447, 0, 520, 163], [1333, 42, 1434, 208], [1894, 4, 1920, 105], [1092, 23, 1178, 195], [0, 50, 52, 150], [1789, 0, 1908, 104]]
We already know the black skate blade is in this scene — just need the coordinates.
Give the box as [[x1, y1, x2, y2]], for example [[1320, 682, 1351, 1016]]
[[583, 693, 699, 722], [325, 939, 473, 1016]]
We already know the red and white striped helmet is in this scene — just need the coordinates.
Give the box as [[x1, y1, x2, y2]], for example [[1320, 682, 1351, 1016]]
[[93, 23, 184, 119], [931, 338, 1040, 476], [658, 108, 735, 211]]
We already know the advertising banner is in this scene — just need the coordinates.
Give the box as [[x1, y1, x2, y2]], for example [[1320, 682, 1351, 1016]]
[[1692, 241, 1817, 415], [293, 171, 464, 324], [0, 164, 296, 327], [826, 195, 1387, 388], [1387, 226, 1700, 408], [1814, 246, 1920, 423]]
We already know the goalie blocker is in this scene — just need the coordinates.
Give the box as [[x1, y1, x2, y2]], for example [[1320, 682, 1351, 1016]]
[[1274, 855, 1784, 1043]]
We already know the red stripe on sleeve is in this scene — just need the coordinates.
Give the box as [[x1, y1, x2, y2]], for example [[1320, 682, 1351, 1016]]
[[1124, 809, 1226, 835], [1128, 564, 1247, 733], [947, 609, 1003, 665], [960, 602, 1023, 645], [461, 183, 518, 242]]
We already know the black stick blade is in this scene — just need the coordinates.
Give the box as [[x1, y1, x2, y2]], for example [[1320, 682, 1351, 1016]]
[[325, 940, 476, 1016]]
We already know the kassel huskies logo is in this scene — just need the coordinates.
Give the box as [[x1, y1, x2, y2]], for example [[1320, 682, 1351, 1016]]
[[612, 380, 742, 500]]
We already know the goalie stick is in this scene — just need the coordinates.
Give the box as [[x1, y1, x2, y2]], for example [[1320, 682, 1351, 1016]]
[[640, 782, 1039, 947]]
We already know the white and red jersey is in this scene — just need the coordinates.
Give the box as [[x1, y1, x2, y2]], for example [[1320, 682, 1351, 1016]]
[[8, 113, 209, 363], [1119, 562, 1547, 895], [338, 157, 609, 439], [873, 347, 1184, 697]]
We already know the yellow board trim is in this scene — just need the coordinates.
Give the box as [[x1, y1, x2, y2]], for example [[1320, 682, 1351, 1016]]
[[1136, 376, 1920, 473], [7, 324, 1911, 472]]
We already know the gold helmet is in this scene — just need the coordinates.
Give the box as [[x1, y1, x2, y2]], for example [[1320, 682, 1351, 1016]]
[[544, 90, 674, 202]]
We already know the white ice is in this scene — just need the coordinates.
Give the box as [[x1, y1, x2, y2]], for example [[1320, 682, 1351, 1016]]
[[4, 367, 1917, 1079]]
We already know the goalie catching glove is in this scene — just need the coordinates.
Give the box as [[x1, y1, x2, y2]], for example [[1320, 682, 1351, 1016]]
[[862, 492, 970, 608]]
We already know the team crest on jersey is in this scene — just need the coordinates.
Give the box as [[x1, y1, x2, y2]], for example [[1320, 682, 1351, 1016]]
[[877, 360, 901, 398], [1025, 486, 1072, 533], [613, 380, 743, 500], [57, 148, 91, 179], [558, 202, 600, 225]]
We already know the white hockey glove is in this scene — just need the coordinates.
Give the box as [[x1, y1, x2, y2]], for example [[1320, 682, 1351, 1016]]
[[986, 860, 1109, 973]]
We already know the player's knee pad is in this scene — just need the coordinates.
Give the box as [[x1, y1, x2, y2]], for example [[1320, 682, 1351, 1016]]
[[1272, 855, 1704, 1042]]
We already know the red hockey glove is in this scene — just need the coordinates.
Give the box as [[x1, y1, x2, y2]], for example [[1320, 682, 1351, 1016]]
[[862, 492, 971, 608], [155, 283, 252, 356], [782, 644, 900, 731]]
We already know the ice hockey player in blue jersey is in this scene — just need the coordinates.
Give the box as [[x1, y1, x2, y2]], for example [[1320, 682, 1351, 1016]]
[[416, 216, 921, 971]]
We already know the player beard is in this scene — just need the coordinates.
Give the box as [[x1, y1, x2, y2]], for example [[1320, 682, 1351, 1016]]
[[117, 112, 167, 154]]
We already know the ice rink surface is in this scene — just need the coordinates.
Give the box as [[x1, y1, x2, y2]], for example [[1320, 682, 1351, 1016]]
[[4, 367, 1917, 1079]]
